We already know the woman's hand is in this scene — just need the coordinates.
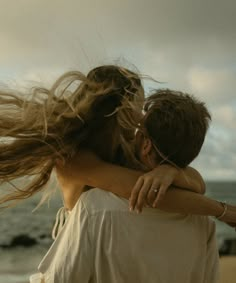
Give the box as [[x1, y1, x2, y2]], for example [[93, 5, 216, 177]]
[[129, 164, 179, 213]]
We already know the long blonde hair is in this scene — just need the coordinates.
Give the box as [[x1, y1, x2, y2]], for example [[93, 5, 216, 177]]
[[0, 65, 145, 207]]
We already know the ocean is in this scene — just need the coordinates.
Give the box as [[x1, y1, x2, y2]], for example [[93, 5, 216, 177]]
[[0, 182, 235, 283]]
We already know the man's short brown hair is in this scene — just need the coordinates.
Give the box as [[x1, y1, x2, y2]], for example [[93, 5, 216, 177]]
[[143, 89, 211, 168]]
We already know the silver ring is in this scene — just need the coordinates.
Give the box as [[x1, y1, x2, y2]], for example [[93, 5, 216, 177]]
[[153, 189, 158, 193]]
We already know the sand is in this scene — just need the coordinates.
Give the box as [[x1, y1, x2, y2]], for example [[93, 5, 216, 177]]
[[220, 256, 236, 283]]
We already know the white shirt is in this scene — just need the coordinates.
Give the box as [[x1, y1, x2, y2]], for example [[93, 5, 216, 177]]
[[34, 188, 220, 283]]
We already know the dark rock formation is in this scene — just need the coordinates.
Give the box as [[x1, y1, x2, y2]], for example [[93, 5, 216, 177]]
[[39, 234, 47, 239], [219, 239, 236, 256], [0, 234, 38, 248]]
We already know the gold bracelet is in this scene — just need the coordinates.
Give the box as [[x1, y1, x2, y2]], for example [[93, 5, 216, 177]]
[[216, 202, 227, 220]]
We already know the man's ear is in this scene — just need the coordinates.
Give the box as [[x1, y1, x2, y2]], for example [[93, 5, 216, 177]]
[[141, 137, 152, 156]]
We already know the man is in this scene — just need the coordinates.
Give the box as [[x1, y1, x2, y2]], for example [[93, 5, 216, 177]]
[[37, 90, 219, 283]]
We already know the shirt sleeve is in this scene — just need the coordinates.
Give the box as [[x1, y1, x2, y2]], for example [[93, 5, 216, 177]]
[[203, 219, 220, 283], [38, 198, 93, 283]]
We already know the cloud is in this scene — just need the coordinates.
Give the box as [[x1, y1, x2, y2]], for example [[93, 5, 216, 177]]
[[191, 125, 236, 180], [0, 0, 235, 67], [0, 0, 235, 180], [188, 68, 235, 104], [212, 105, 236, 130]]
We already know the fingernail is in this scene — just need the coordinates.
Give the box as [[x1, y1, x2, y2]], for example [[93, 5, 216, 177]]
[[129, 206, 133, 212], [136, 209, 140, 214]]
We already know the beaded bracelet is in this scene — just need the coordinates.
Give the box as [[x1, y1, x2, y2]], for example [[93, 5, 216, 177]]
[[215, 202, 227, 220]]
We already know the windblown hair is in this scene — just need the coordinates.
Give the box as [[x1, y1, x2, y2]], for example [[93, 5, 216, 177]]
[[0, 65, 145, 207], [143, 89, 211, 168]]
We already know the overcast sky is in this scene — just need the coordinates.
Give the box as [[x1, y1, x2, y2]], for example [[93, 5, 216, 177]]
[[0, 0, 235, 180]]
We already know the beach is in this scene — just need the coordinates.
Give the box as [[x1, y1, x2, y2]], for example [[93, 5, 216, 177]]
[[220, 256, 236, 283]]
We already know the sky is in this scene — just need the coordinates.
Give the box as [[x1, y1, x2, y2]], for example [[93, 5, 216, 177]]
[[0, 0, 235, 180]]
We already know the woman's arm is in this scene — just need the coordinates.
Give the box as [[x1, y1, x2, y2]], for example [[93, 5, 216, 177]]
[[158, 188, 236, 225], [56, 151, 236, 224], [55, 151, 140, 208], [57, 150, 204, 198], [158, 187, 222, 216]]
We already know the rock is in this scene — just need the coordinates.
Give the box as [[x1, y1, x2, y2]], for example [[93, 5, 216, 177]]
[[230, 239, 236, 254], [39, 234, 47, 239], [9, 234, 38, 248], [219, 239, 236, 256]]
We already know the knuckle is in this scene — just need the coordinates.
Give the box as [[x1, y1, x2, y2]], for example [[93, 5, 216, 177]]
[[143, 176, 151, 184], [160, 181, 169, 187]]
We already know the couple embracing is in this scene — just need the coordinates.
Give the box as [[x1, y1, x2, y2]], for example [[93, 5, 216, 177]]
[[0, 65, 235, 282]]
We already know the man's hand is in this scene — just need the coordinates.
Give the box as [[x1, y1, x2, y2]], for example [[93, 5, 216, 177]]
[[129, 164, 179, 213]]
